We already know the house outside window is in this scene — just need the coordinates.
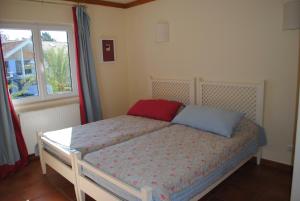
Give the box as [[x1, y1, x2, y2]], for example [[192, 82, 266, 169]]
[[0, 23, 78, 104]]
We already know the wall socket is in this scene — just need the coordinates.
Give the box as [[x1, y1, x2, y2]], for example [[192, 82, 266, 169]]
[[288, 144, 294, 152]]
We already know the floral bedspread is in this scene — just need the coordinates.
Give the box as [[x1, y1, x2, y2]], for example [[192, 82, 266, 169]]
[[43, 115, 169, 155], [84, 118, 259, 201]]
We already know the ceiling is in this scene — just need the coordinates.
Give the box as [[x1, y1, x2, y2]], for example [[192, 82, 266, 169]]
[[64, 0, 155, 8], [106, 0, 136, 3]]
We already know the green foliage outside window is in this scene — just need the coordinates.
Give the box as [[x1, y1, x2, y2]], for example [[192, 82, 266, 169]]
[[44, 47, 71, 93], [9, 76, 36, 99]]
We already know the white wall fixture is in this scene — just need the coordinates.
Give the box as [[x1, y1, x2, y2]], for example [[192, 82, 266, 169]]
[[283, 0, 300, 30], [156, 22, 169, 43]]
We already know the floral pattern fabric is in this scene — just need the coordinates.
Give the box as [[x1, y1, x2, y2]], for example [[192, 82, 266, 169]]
[[84, 118, 259, 201], [43, 115, 169, 155]]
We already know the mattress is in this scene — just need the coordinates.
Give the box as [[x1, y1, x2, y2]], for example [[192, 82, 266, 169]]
[[83, 118, 266, 201], [42, 115, 170, 163]]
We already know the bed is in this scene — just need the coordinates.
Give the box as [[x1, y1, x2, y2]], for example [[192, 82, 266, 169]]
[[41, 115, 170, 165], [82, 118, 265, 201], [72, 78, 266, 201], [37, 77, 196, 201]]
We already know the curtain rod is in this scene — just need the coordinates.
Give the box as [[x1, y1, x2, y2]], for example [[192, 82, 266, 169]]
[[20, 0, 85, 7]]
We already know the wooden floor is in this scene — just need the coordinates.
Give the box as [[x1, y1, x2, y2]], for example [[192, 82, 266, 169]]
[[0, 159, 292, 201]]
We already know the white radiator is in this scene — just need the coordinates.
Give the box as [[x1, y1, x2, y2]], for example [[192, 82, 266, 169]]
[[19, 104, 81, 154]]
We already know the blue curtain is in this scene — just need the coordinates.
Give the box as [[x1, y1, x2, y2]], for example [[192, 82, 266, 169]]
[[0, 50, 20, 165], [75, 6, 103, 122]]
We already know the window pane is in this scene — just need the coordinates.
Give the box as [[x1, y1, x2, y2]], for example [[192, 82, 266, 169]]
[[0, 29, 39, 99], [41, 30, 72, 95]]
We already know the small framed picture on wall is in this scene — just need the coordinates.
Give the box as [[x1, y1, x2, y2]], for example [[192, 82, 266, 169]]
[[100, 38, 116, 63]]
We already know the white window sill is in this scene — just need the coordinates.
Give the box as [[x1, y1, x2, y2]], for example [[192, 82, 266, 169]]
[[14, 96, 80, 114]]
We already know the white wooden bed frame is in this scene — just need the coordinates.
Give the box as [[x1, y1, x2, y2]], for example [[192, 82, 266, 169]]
[[72, 78, 265, 201], [37, 77, 196, 201]]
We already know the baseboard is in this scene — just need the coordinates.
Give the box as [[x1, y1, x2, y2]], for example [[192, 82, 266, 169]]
[[251, 157, 293, 173]]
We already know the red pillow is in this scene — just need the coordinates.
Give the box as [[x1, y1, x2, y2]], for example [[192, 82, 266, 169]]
[[127, 99, 183, 122]]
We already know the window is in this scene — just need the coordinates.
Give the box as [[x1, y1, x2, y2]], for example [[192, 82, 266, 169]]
[[41, 30, 73, 95], [0, 23, 77, 104]]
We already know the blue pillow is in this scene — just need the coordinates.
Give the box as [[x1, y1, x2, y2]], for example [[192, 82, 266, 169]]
[[172, 105, 244, 138]]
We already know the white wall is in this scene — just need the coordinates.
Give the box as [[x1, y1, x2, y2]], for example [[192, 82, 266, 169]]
[[0, 0, 129, 118], [126, 0, 300, 164]]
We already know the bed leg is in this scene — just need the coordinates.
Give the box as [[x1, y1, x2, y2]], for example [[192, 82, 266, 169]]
[[256, 147, 262, 166], [37, 131, 46, 174], [78, 190, 86, 201], [74, 186, 85, 201], [72, 151, 85, 201], [141, 186, 152, 201]]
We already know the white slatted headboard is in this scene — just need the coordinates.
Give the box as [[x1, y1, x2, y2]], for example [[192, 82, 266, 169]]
[[197, 80, 264, 125], [150, 76, 196, 105]]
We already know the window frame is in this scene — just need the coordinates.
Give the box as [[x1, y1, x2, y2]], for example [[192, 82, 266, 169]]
[[0, 22, 78, 105]]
